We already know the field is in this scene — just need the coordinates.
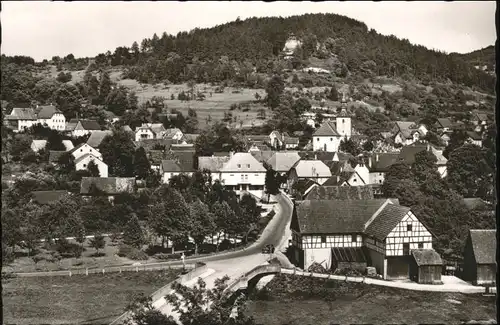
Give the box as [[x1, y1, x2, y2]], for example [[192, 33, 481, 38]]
[[1, 269, 182, 325], [246, 274, 497, 325]]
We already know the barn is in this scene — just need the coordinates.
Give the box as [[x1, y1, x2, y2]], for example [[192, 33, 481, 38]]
[[462, 229, 496, 285], [410, 249, 443, 284]]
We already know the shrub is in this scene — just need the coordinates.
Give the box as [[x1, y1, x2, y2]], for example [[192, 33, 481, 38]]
[[153, 253, 181, 260], [118, 244, 148, 260], [56, 238, 84, 258]]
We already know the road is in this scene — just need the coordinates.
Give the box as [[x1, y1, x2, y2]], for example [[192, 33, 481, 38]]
[[157, 193, 294, 317]]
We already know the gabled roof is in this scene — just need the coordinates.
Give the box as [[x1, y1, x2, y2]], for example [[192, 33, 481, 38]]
[[31, 190, 69, 205], [412, 249, 443, 266], [134, 139, 173, 151], [221, 153, 266, 172], [364, 204, 411, 241], [68, 119, 101, 131], [313, 121, 340, 136], [87, 130, 113, 148], [198, 156, 231, 172], [31, 140, 48, 152], [369, 153, 400, 172], [293, 199, 390, 234], [250, 150, 276, 164], [161, 159, 182, 172], [166, 150, 195, 172], [435, 118, 453, 128], [80, 177, 135, 195], [283, 136, 299, 144], [467, 131, 482, 141], [171, 144, 194, 151], [266, 152, 301, 173], [37, 105, 62, 119], [324, 160, 354, 175], [292, 160, 331, 178], [305, 185, 374, 201], [165, 127, 181, 137], [469, 229, 496, 264], [182, 134, 200, 143], [6, 107, 37, 120], [322, 172, 352, 186]]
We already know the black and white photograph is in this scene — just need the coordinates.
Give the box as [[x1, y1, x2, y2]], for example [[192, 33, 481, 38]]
[[0, 1, 497, 324]]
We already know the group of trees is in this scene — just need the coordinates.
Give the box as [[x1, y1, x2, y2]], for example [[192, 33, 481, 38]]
[[381, 129, 496, 259]]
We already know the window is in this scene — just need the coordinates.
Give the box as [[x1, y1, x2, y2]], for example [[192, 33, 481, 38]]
[[351, 235, 357, 242], [80, 149, 83, 152], [317, 138, 320, 141], [418, 242, 423, 249], [379, 180, 382, 183], [403, 243, 410, 255], [230, 174, 234, 176], [353, 178, 357, 182], [330, 138, 333, 141], [407, 224, 412, 232], [342, 119, 345, 123], [83, 164, 87, 167], [321, 235, 326, 243], [247, 164, 250, 168], [237, 164, 241, 168]]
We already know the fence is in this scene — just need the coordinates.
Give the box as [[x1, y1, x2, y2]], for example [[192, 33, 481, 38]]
[[13, 263, 194, 278], [110, 262, 209, 325]]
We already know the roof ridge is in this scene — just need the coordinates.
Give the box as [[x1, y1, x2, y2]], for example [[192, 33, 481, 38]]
[[363, 199, 393, 231]]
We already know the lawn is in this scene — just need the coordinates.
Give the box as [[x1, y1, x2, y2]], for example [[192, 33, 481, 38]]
[[1, 269, 182, 325], [245, 274, 497, 325]]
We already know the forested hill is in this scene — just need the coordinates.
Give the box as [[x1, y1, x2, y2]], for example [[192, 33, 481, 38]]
[[92, 13, 495, 93], [451, 45, 495, 70]]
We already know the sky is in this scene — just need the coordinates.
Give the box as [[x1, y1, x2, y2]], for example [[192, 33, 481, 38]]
[[1, 1, 496, 61]]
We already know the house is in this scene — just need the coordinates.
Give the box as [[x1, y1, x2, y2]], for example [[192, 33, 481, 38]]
[[291, 199, 437, 279], [219, 152, 267, 198], [197, 156, 231, 179], [322, 170, 366, 187], [269, 131, 284, 149], [74, 152, 108, 177], [466, 131, 483, 147], [36, 105, 66, 131], [4, 107, 38, 132], [167, 150, 196, 172], [367, 153, 400, 189], [31, 190, 70, 205], [409, 249, 443, 284], [182, 134, 200, 144], [434, 118, 453, 134], [392, 121, 428, 146], [304, 185, 374, 201], [69, 143, 102, 161], [440, 133, 451, 146], [134, 139, 173, 152], [250, 150, 275, 164], [283, 135, 299, 149], [471, 113, 490, 127], [80, 177, 136, 201], [288, 160, 332, 192], [66, 119, 101, 137], [160, 160, 186, 183], [165, 128, 183, 141], [30, 139, 74, 153], [134, 123, 167, 141], [86, 130, 113, 148], [266, 152, 301, 175], [312, 114, 352, 152], [462, 229, 496, 285], [290, 179, 319, 200], [397, 144, 448, 178]]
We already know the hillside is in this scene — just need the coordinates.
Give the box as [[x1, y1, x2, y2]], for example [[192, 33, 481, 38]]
[[0, 13, 496, 130]]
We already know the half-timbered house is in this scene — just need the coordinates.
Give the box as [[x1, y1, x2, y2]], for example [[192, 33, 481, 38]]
[[290, 198, 438, 280]]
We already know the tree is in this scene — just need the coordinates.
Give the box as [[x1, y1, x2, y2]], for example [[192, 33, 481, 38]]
[[133, 147, 151, 180], [106, 86, 129, 116], [239, 194, 261, 243], [123, 214, 145, 249], [339, 137, 361, 156], [86, 160, 100, 177], [184, 108, 199, 133], [99, 70, 112, 103], [165, 276, 256, 325], [443, 129, 468, 159], [447, 144, 492, 198], [189, 200, 216, 255], [328, 85, 339, 101], [46, 130, 65, 151], [57, 152, 76, 175], [149, 187, 190, 252], [56, 71, 72, 83], [89, 233, 105, 255], [10, 134, 32, 162], [125, 294, 177, 325], [265, 75, 284, 109], [212, 201, 236, 251], [381, 162, 412, 197], [99, 129, 136, 177], [292, 97, 311, 116], [265, 168, 280, 200]]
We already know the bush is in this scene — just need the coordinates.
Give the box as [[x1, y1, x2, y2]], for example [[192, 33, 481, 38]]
[[56, 238, 84, 258], [145, 245, 170, 256], [118, 244, 148, 260], [153, 253, 181, 260]]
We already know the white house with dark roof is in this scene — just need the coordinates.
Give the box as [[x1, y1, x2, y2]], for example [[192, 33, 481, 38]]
[[312, 113, 352, 152], [4, 107, 38, 132], [165, 128, 183, 141], [288, 160, 332, 192], [219, 152, 267, 198], [69, 143, 102, 161], [291, 198, 437, 280], [66, 119, 102, 137], [36, 105, 66, 131], [392, 121, 428, 146], [134, 123, 167, 141]]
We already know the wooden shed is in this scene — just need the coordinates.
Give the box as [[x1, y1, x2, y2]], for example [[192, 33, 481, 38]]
[[410, 249, 443, 284], [462, 229, 496, 285]]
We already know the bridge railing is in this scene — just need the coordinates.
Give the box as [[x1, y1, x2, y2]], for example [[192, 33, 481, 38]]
[[225, 264, 282, 293]]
